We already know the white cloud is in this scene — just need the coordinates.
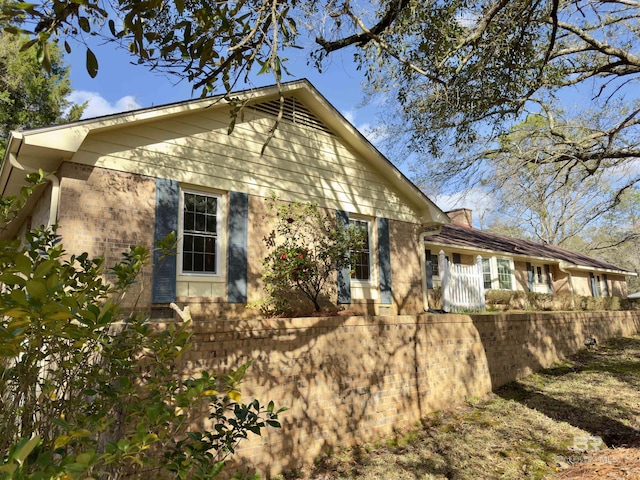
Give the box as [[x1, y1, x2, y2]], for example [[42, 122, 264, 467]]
[[433, 186, 495, 228], [342, 109, 356, 124], [340, 109, 387, 146], [67, 91, 142, 119]]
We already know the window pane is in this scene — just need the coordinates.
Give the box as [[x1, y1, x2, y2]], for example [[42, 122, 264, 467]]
[[207, 197, 217, 214], [184, 212, 194, 231], [193, 253, 204, 271], [206, 214, 217, 233], [184, 193, 195, 212], [497, 259, 512, 290], [181, 191, 218, 274], [482, 258, 491, 289], [351, 220, 371, 281], [195, 196, 206, 213]]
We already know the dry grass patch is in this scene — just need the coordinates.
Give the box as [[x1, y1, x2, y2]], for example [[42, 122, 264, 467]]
[[280, 336, 640, 480]]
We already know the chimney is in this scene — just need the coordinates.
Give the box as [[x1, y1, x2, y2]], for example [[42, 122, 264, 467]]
[[446, 208, 473, 227]]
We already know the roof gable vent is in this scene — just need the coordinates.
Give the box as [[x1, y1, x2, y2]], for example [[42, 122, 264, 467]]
[[251, 97, 333, 135]]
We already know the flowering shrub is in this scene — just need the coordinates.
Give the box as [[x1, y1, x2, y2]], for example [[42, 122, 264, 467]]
[[260, 197, 364, 314]]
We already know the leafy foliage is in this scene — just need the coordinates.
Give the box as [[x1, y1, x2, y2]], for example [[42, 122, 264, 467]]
[[260, 197, 364, 314], [0, 30, 83, 157], [0, 178, 285, 479]]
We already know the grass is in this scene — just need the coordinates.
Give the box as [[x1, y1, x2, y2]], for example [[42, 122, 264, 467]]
[[280, 336, 640, 479]]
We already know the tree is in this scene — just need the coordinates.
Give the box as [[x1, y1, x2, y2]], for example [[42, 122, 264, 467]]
[[580, 188, 640, 293], [0, 30, 83, 157], [0, 174, 285, 479], [480, 112, 622, 247], [354, 0, 640, 205], [260, 197, 364, 315], [1, 0, 639, 195]]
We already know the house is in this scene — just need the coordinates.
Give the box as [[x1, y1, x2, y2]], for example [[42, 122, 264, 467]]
[[424, 208, 635, 300], [0, 79, 450, 319]]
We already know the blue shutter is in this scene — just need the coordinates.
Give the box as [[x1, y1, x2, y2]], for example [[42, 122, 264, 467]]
[[544, 264, 553, 294], [152, 178, 179, 303], [603, 274, 610, 297], [526, 262, 533, 292], [425, 249, 433, 289], [377, 217, 392, 304], [228, 191, 249, 303], [336, 210, 351, 304]]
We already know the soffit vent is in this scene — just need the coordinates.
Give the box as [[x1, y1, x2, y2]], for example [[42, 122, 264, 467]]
[[251, 97, 334, 135]]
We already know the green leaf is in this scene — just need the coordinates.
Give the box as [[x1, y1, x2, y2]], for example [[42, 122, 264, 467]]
[[26, 279, 47, 301], [14, 253, 31, 276], [19, 38, 37, 52], [86, 47, 98, 78], [15, 435, 40, 465], [0, 273, 26, 285], [34, 259, 57, 278], [78, 16, 90, 33]]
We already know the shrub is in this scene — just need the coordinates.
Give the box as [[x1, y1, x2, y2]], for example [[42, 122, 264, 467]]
[[0, 174, 285, 479], [259, 197, 364, 315]]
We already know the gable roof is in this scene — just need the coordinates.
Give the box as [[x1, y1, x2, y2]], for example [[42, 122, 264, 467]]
[[424, 223, 634, 275], [0, 79, 449, 229]]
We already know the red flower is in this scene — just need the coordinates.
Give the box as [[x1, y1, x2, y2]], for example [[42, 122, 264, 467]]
[[281, 253, 287, 259]]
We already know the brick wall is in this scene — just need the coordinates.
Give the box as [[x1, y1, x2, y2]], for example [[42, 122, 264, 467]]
[[389, 219, 423, 314], [178, 310, 640, 477], [56, 163, 156, 309]]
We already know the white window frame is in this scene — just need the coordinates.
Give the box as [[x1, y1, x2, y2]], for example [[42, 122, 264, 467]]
[[496, 257, 515, 290], [350, 217, 374, 285], [482, 257, 516, 291], [178, 188, 223, 278], [482, 257, 492, 290]]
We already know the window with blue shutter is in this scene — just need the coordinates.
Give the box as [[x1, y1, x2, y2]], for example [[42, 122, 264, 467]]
[[228, 191, 249, 303], [336, 210, 351, 304], [377, 217, 392, 305], [152, 178, 179, 303]]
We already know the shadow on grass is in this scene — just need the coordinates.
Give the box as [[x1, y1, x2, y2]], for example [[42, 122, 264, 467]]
[[496, 337, 640, 449]]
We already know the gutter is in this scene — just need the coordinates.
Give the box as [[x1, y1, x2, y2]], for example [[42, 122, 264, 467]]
[[7, 133, 60, 228]]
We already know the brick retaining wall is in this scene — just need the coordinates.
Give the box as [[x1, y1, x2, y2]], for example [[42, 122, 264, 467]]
[[176, 310, 640, 477]]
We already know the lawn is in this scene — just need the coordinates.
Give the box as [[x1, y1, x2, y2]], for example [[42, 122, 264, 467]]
[[280, 336, 640, 479]]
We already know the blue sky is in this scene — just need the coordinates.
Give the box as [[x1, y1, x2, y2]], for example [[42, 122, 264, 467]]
[[63, 40, 491, 220]]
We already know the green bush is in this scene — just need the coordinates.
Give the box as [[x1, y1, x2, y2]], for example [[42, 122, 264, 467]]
[[0, 174, 285, 479], [484, 289, 622, 312], [259, 197, 364, 315]]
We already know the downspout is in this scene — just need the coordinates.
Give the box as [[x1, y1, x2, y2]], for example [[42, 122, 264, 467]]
[[558, 261, 575, 296], [8, 148, 60, 229]]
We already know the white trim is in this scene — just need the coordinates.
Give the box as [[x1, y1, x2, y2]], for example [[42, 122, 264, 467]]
[[350, 216, 376, 286], [177, 187, 226, 280]]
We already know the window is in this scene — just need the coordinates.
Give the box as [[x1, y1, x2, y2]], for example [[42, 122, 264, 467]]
[[426, 249, 439, 277], [351, 219, 371, 281], [181, 191, 219, 274], [496, 258, 513, 290], [482, 258, 492, 290]]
